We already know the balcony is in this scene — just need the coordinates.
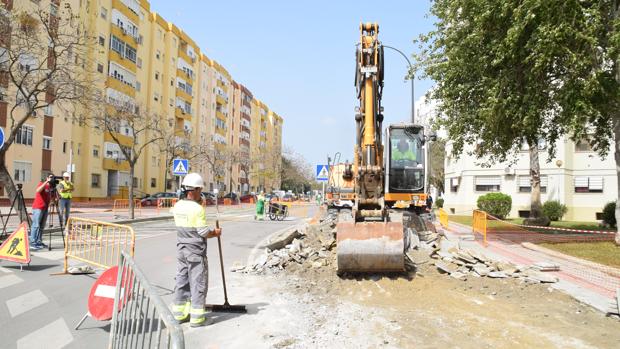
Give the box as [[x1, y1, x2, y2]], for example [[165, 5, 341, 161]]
[[217, 79, 226, 89], [176, 68, 194, 82], [112, 0, 139, 23], [216, 94, 227, 105], [178, 48, 195, 66], [175, 106, 192, 120], [109, 48, 137, 73], [216, 111, 227, 120], [103, 157, 131, 171], [176, 86, 192, 103], [104, 132, 134, 147], [215, 126, 226, 137], [106, 77, 136, 98], [239, 138, 250, 147]]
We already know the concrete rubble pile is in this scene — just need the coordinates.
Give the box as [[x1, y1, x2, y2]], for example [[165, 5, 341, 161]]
[[232, 216, 337, 274], [413, 228, 560, 284]]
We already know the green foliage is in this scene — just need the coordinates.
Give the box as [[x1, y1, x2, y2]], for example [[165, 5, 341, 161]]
[[541, 200, 568, 221], [435, 198, 444, 208], [603, 202, 617, 228], [429, 139, 446, 194], [477, 193, 512, 219], [416, 0, 620, 163]]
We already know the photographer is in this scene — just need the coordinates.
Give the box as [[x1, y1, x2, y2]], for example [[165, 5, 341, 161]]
[[29, 174, 53, 250], [57, 172, 73, 228]]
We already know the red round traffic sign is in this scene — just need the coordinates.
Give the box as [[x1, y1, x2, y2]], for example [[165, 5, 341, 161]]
[[87, 266, 132, 321]]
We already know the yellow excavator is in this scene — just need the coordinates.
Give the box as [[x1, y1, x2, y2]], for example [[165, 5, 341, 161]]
[[336, 23, 431, 273]]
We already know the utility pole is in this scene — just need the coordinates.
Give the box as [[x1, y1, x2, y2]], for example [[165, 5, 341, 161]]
[[383, 45, 415, 123]]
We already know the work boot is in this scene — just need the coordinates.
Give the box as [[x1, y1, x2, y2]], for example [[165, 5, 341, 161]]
[[189, 307, 207, 327], [171, 301, 190, 324]]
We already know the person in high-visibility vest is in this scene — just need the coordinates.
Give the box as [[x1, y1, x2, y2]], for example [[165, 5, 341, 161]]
[[255, 191, 265, 220], [392, 138, 417, 162], [170, 173, 221, 327], [58, 172, 73, 228]]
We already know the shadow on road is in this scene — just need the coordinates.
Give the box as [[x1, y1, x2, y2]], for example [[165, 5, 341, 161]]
[[208, 302, 269, 325], [4, 263, 57, 271]]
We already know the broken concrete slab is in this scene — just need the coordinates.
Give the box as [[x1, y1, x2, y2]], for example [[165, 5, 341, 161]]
[[488, 271, 509, 278], [435, 261, 458, 274], [450, 271, 468, 280], [406, 250, 431, 265], [456, 251, 477, 264], [525, 270, 559, 283], [532, 262, 561, 272], [263, 228, 303, 251], [473, 263, 490, 277]]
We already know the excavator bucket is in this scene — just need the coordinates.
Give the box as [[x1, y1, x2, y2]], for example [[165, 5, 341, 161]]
[[336, 221, 405, 273]]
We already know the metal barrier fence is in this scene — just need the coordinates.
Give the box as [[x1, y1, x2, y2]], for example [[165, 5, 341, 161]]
[[63, 217, 135, 273], [438, 208, 448, 228], [472, 210, 488, 246], [109, 251, 184, 349], [156, 198, 178, 213], [113, 199, 142, 215]]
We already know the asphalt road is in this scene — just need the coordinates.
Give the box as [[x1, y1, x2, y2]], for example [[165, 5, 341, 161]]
[[0, 206, 313, 349]]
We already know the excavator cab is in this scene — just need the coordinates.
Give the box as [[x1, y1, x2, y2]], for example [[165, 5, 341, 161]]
[[385, 125, 428, 212]]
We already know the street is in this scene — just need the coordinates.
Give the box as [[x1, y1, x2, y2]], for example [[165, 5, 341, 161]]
[[0, 206, 313, 349]]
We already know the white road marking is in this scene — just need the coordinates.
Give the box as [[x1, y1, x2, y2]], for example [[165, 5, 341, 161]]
[[16, 318, 73, 349], [6, 289, 49, 318], [0, 274, 23, 289], [0, 266, 13, 273]]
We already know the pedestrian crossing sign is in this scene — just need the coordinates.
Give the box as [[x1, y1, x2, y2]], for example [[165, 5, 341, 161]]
[[172, 159, 189, 175], [0, 223, 30, 264], [316, 165, 329, 181]]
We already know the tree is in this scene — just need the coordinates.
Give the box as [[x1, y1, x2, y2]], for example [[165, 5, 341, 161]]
[[429, 138, 446, 195], [280, 148, 313, 193], [417, 0, 619, 230], [90, 101, 163, 219], [159, 124, 210, 192], [0, 4, 97, 221]]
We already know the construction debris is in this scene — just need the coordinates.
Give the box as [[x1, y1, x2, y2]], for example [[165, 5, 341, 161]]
[[421, 230, 559, 284], [234, 217, 337, 274]]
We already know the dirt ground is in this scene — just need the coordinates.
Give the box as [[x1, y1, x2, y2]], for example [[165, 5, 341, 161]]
[[252, 221, 620, 349]]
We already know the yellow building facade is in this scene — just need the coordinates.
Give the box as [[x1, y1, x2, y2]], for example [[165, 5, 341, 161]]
[[0, 0, 283, 199]]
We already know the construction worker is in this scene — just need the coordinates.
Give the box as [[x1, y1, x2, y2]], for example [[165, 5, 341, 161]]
[[255, 191, 265, 220], [171, 173, 221, 327], [57, 172, 73, 228], [392, 138, 416, 162]]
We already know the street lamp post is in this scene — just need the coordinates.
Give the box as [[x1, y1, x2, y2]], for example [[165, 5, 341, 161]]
[[382, 45, 415, 124]]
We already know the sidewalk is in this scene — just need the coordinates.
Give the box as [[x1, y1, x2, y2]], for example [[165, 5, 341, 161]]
[[442, 221, 620, 313]]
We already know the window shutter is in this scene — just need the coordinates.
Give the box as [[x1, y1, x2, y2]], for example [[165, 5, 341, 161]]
[[518, 176, 530, 187], [589, 177, 603, 190], [574, 176, 588, 187], [475, 176, 500, 186]]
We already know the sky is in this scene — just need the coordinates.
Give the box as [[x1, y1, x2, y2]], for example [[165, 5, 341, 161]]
[[148, 0, 436, 171]]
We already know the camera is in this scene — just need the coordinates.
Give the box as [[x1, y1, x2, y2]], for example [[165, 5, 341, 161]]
[[47, 175, 64, 187]]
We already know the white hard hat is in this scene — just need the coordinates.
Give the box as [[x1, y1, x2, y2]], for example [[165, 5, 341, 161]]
[[63, 172, 70, 177], [181, 173, 204, 189]]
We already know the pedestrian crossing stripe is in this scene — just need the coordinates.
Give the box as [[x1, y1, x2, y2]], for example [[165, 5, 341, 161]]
[[0, 223, 30, 264], [174, 161, 187, 174]]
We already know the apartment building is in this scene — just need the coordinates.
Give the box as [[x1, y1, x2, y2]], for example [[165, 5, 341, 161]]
[[415, 93, 618, 222], [0, 0, 283, 199]]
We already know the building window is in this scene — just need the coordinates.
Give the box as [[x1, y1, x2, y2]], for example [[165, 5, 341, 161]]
[[137, 57, 142, 68], [99, 36, 105, 46], [42, 137, 52, 150], [91, 174, 100, 188], [15, 126, 33, 146], [93, 145, 100, 157], [156, 50, 160, 60], [13, 161, 32, 182], [574, 176, 603, 193], [133, 177, 138, 187], [448, 177, 459, 192], [100, 7, 107, 19], [151, 178, 156, 188], [575, 137, 593, 152], [474, 176, 501, 192], [97, 63, 104, 73], [154, 72, 159, 80], [517, 175, 547, 193]]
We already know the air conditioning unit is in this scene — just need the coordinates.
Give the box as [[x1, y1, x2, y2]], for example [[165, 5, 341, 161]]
[[504, 167, 515, 175], [121, 28, 127, 35]]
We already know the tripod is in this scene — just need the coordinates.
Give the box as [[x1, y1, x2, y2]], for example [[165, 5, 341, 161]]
[[1, 184, 31, 241], [46, 188, 65, 251]]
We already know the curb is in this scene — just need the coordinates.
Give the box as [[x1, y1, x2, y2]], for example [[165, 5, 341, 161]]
[[521, 242, 620, 279]]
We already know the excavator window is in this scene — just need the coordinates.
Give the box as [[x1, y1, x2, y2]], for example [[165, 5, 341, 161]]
[[388, 128, 424, 192]]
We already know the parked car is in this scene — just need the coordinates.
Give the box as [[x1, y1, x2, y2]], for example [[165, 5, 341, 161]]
[[201, 192, 216, 205], [141, 192, 176, 206], [282, 193, 295, 202], [239, 194, 256, 203]]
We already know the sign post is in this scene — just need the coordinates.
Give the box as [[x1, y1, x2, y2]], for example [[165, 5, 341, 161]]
[[316, 165, 328, 204], [172, 159, 189, 192]]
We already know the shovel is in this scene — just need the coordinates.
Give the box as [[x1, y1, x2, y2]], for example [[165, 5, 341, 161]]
[[205, 220, 247, 313]]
